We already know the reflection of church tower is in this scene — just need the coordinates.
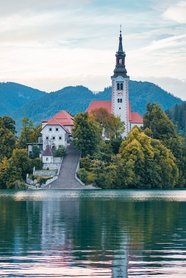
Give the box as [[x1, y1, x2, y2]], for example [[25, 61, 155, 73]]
[[111, 29, 129, 137]]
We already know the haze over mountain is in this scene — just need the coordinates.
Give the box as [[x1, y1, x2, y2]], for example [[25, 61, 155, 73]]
[[0, 81, 182, 131]]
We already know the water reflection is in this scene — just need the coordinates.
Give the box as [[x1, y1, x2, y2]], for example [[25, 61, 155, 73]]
[[0, 190, 186, 277]]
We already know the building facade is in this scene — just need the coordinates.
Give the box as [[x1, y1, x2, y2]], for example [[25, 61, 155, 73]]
[[41, 110, 74, 150]]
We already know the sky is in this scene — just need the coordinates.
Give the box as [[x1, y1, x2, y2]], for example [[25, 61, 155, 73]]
[[0, 0, 186, 100]]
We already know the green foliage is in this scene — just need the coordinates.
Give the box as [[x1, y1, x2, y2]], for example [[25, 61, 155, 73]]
[[143, 103, 177, 140], [80, 156, 92, 171], [77, 168, 88, 184], [0, 157, 9, 188], [2, 165, 23, 189], [0, 116, 17, 161], [14, 180, 26, 189], [32, 158, 43, 170], [0, 116, 16, 134], [0, 128, 16, 161], [29, 145, 40, 159], [143, 103, 186, 187], [9, 149, 33, 180], [17, 117, 41, 149], [166, 102, 186, 142], [54, 145, 66, 157], [72, 112, 102, 157], [37, 176, 52, 186]]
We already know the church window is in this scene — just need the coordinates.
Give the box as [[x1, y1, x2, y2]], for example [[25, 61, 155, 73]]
[[116, 83, 124, 90], [118, 98, 122, 103], [59, 136, 62, 140], [56, 128, 58, 131], [52, 136, 55, 140], [49, 127, 52, 131], [46, 136, 49, 140]]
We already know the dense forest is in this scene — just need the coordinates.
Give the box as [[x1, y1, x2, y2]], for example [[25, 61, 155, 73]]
[[166, 102, 186, 141], [73, 104, 186, 189], [1, 101, 186, 189]]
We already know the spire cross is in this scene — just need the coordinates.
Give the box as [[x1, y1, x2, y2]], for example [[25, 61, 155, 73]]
[[120, 25, 122, 36]]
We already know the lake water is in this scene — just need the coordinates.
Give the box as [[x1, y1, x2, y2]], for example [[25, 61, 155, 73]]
[[0, 189, 186, 277]]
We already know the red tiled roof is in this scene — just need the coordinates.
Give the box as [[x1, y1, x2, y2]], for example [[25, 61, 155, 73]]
[[86, 101, 112, 113], [47, 110, 74, 126], [130, 112, 143, 123], [87, 100, 143, 125], [42, 111, 74, 132]]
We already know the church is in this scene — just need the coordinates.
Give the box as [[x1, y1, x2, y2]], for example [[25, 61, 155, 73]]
[[86, 30, 143, 137]]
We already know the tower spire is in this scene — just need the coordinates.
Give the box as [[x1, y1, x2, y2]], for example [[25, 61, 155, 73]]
[[112, 28, 128, 78], [118, 25, 123, 53]]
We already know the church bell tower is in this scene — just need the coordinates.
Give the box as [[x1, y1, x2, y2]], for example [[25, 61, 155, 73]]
[[111, 29, 129, 136]]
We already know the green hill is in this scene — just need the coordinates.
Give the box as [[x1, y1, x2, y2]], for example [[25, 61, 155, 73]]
[[96, 81, 182, 115], [11, 85, 95, 129], [1, 81, 182, 131], [0, 82, 46, 116]]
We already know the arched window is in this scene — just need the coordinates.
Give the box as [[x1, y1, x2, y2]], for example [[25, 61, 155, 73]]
[[118, 98, 122, 103], [117, 83, 120, 90], [120, 83, 123, 90]]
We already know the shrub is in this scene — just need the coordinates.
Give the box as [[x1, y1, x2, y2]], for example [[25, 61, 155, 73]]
[[32, 158, 43, 170], [14, 180, 26, 189], [77, 168, 88, 184], [54, 145, 66, 157]]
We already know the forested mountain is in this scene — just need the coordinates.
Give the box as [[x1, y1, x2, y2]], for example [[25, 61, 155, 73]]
[[166, 102, 186, 140], [11, 86, 95, 129], [97, 81, 182, 115], [0, 80, 182, 130], [0, 82, 46, 116]]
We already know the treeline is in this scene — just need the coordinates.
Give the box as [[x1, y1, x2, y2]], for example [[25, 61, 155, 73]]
[[166, 102, 186, 141], [0, 117, 43, 189], [73, 103, 186, 189]]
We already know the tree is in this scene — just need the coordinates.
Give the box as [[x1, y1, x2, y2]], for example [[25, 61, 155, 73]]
[[104, 114, 124, 139], [29, 145, 40, 159], [118, 126, 178, 188], [0, 128, 16, 161], [143, 103, 186, 187], [8, 149, 33, 180], [91, 107, 125, 140], [54, 145, 66, 157], [0, 157, 8, 188], [91, 107, 110, 127], [0, 116, 16, 135], [72, 112, 102, 157], [17, 117, 41, 149], [143, 103, 177, 141], [2, 165, 22, 189], [32, 158, 43, 170]]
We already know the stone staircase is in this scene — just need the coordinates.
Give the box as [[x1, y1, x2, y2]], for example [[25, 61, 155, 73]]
[[47, 143, 87, 189]]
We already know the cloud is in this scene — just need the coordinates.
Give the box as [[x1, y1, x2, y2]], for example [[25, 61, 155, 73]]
[[0, 0, 93, 15], [163, 1, 186, 23]]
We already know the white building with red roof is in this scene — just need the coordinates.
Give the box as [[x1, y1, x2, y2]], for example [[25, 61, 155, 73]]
[[41, 110, 74, 150], [86, 30, 143, 137]]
